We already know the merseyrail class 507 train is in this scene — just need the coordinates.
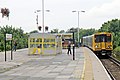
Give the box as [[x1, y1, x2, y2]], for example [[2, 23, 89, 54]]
[[82, 32, 113, 55]]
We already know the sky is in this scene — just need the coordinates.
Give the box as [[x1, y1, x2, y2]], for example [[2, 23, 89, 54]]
[[0, 0, 120, 33]]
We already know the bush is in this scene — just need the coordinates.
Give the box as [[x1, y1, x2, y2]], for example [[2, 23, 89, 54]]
[[113, 46, 120, 60], [113, 46, 120, 54], [0, 26, 28, 52]]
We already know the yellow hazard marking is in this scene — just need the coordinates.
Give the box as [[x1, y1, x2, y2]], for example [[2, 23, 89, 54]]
[[81, 47, 94, 80], [81, 47, 86, 80], [73, 47, 86, 80]]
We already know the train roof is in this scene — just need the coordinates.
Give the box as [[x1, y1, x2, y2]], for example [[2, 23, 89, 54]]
[[82, 32, 112, 38], [82, 34, 94, 38], [94, 32, 112, 35], [56, 33, 72, 35]]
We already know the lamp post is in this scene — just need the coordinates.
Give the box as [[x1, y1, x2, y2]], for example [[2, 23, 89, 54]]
[[42, 0, 50, 33], [42, 0, 44, 33], [35, 9, 50, 32], [34, 0, 50, 32], [35, 10, 41, 28], [1, 8, 10, 61], [70, 29, 75, 60], [73, 32, 75, 60], [43, 10, 50, 32], [72, 10, 85, 43]]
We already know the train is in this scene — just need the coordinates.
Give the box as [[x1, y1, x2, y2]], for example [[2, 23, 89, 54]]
[[55, 33, 78, 49], [82, 32, 113, 56], [54, 33, 73, 49]]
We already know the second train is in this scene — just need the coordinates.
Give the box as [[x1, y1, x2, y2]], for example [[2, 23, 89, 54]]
[[82, 32, 113, 56]]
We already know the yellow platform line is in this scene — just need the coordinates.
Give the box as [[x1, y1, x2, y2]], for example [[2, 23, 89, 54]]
[[81, 47, 94, 80], [81, 47, 86, 80], [73, 47, 86, 79]]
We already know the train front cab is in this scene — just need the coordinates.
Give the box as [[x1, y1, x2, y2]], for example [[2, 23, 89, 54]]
[[93, 32, 112, 56]]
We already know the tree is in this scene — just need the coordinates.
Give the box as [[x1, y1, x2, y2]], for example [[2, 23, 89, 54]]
[[66, 27, 77, 33], [59, 30, 65, 33], [30, 30, 38, 33], [0, 25, 28, 51], [51, 29, 59, 33], [98, 19, 120, 49]]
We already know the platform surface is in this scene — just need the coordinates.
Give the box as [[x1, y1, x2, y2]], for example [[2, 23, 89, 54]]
[[0, 47, 111, 80]]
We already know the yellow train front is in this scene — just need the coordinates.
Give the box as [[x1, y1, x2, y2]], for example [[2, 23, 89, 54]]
[[82, 32, 113, 56]]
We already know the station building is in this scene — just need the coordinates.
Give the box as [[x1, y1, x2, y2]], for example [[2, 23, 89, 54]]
[[28, 33, 62, 55]]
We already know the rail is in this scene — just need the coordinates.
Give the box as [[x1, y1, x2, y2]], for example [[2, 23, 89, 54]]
[[103, 64, 116, 80], [109, 56, 120, 67], [100, 55, 120, 80]]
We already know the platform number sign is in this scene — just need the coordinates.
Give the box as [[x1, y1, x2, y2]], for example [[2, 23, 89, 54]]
[[6, 34, 12, 40], [5, 33, 13, 61]]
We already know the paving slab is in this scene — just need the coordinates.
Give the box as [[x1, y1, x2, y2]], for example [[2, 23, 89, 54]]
[[0, 47, 112, 80]]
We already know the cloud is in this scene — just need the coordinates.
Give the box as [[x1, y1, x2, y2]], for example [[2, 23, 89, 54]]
[[89, 0, 120, 17], [0, 0, 120, 32], [81, 0, 120, 29]]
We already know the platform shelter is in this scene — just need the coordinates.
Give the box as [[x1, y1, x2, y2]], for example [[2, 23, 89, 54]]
[[28, 33, 62, 55]]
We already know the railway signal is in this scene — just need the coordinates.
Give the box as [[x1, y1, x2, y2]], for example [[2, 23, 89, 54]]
[[45, 26, 48, 31], [38, 26, 42, 31]]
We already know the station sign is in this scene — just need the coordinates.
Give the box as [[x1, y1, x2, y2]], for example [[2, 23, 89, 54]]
[[6, 34, 12, 40]]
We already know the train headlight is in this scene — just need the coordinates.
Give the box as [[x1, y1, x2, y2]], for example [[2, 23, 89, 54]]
[[108, 45, 112, 49], [95, 45, 98, 48]]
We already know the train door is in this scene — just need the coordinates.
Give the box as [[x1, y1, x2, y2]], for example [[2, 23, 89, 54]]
[[100, 34, 106, 50], [94, 35, 101, 50], [105, 34, 112, 55]]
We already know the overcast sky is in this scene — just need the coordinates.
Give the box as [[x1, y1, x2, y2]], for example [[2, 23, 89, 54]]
[[0, 0, 120, 33]]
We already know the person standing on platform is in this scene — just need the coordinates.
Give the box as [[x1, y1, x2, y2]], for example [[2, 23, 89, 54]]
[[67, 41, 72, 55], [13, 41, 17, 51]]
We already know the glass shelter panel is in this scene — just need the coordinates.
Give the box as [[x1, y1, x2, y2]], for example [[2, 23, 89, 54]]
[[43, 38, 56, 49]]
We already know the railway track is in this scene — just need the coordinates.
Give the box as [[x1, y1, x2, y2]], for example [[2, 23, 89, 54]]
[[100, 56, 120, 80]]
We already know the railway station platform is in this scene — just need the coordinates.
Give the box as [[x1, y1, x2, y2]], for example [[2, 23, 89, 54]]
[[0, 47, 111, 80]]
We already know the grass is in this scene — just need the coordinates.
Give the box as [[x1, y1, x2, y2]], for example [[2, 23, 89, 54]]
[[112, 46, 120, 61]]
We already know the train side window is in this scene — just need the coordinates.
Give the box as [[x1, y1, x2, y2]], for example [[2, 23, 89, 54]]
[[106, 35, 111, 42], [95, 35, 100, 42]]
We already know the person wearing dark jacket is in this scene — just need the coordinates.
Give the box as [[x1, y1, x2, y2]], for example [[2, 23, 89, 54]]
[[67, 42, 72, 55]]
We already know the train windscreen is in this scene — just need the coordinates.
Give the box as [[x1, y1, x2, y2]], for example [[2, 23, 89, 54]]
[[95, 34, 111, 42], [106, 34, 111, 42]]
